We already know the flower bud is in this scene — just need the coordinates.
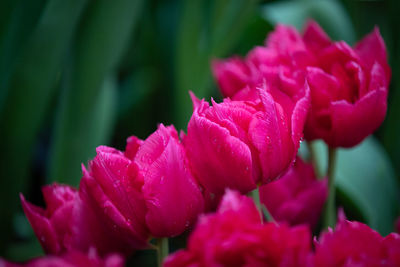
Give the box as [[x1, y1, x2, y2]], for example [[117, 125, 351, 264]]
[[184, 85, 309, 194], [21, 184, 133, 255], [81, 124, 204, 242], [134, 124, 205, 237]]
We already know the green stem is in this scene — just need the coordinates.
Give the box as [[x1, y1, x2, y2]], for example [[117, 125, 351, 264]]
[[157, 237, 169, 267], [249, 187, 263, 222], [307, 141, 321, 178], [323, 147, 337, 228], [261, 204, 275, 223]]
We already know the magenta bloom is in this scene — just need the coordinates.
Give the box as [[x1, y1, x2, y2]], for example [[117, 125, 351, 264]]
[[315, 219, 400, 267], [383, 233, 400, 267], [184, 87, 309, 195], [212, 24, 308, 100], [21, 185, 81, 254], [21, 184, 135, 256], [133, 124, 205, 236], [21, 185, 80, 254], [303, 22, 390, 147], [259, 157, 327, 228], [0, 249, 124, 267], [213, 21, 390, 148], [81, 124, 204, 241], [164, 190, 313, 267]]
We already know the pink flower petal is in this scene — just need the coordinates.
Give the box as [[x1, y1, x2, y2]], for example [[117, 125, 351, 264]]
[[140, 125, 204, 237], [354, 27, 391, 80]]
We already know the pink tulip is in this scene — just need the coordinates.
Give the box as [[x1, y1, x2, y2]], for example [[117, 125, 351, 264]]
[[213, 20, 390, 148], [382, 233, 400, 267], [184, 85, 309, 195], [21, 184, 136, 256], [212, 24, 311, 101], [164, 190, 313, 267], [259, 157, 327, 228], [315, 218, 400, 267], [20, 185, 79, 254], [80, 146, 150, 251], [212, 57, 255, 97], [81, 124, 204, 241], [0, 249, 124, 267], [304, 23, 390, 147], [134, 124, 205, 237]]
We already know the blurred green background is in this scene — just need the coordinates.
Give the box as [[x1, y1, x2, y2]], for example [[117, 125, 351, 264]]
[[0, 0, 399, 263]]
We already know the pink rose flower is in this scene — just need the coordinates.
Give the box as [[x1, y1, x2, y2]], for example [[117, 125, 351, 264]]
[[184, 87, 309, 195], [259, 157, 327, 228], [213, 21, 390, 148], [164, 190, 313, 267], [0, 249, 124, 267], [81, 123, 204, 243], [315, 218, 400, 267], [21, 184, 133, 256]]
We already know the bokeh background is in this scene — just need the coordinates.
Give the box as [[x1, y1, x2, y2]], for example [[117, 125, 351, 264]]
[[0, 0, 399, 263]]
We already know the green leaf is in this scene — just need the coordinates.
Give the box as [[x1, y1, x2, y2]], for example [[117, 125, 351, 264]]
[[174, 0, 204, 129], [233, 13, 273, 56], [48, 0, 143, 185], [48, 72, 118, 186], [261, 0, 355, 44], [0, 0, 88, 251], [309, 137, 400, 235], [115, 67, 160, 140], [5, 238, 44, 262], [0, 0, 46, 111], [209, 0, 259, 56], [381, 1, 400, 178]]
